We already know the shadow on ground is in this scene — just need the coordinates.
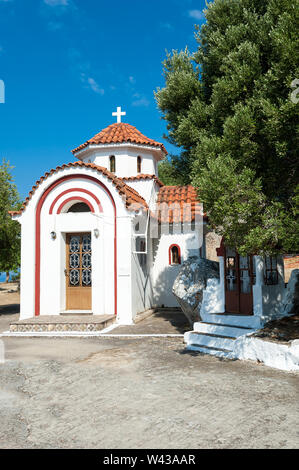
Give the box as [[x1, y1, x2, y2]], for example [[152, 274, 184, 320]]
[[0, 304, 20, 315], [109, 309, 190, 335], [151, 309, 190, 333]]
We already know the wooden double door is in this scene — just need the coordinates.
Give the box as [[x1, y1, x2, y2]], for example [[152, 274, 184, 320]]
[[65, 233, 92, 310], [224, 247, 254, 315]]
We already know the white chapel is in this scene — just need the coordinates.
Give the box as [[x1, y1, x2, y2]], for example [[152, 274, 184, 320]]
[[10, 107, 286, 330], [10, 108, 204, 324]]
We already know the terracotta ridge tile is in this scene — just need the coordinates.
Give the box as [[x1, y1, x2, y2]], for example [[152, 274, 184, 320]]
[[71, 122, 167, 155], [9, 162, 148, 217], [121, 174, 164, 186]]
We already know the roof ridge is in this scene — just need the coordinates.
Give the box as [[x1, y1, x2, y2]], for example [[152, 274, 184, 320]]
[[121, 174, 164, 187]]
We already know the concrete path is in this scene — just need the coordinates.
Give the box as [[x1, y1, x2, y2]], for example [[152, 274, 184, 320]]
[[0, 290, 298, 449], [109, 310, 190, 335]]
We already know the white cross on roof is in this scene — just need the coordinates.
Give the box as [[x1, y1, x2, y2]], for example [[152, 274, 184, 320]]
[[112, 106, 126, 123]]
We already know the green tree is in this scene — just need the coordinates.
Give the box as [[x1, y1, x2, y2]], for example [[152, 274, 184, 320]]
[[0, 160, 22, 282], [155, 0, 299, 255]]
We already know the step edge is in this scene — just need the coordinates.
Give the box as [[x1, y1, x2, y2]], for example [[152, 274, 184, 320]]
[[196, 321, 256, 330], [189, 331, 237, 340], [188, 343, 233, 353]]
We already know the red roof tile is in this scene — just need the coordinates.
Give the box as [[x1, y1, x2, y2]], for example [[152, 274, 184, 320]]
[[121, 174, 164, 187], [156, 185, 204, 223], [9, 162, 148, 216], [71, 122, 167, 155]]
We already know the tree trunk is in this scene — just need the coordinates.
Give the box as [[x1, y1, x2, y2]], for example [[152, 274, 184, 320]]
[[5, 272, 9, 283]]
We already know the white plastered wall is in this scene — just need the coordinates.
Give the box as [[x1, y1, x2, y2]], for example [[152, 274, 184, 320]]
[[151, 231, 202, 307], [78, 144, 161, 178], [255, 255, 286, 322], [17, 211, 35, 320], [200, 256, 225, 315], [124, 179, 160, 207], [130, 223, 155, 320]]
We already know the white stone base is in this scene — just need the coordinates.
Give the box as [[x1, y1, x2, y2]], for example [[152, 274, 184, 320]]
[[185, 327, 299, 372], [233, 336, 299, 372]]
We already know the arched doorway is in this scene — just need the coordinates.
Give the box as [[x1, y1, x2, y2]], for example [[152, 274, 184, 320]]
[[66, 232, 92, 310], [224, 247, 254, 315]]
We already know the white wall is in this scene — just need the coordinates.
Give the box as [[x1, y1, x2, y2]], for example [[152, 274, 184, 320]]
[[131, 251, 154, 319], [80, 145, 160, 178], [116, 215, 134, 324], [15, 167, 134, 323], [261, 255, 286, 320], [151, 231, 201, 307], [200, 257, 225, 315], [124, 179, 159, 207], [39, 175, 118, 317], [18, 212, 36, 320]]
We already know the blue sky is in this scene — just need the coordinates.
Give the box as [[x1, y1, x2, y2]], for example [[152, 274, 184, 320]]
[[0, 0, 206, 200]]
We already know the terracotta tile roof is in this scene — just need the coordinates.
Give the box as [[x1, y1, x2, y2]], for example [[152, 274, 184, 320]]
[[283, 255, 299, 269], [9, 162, 148, 217], [9, 162, 205, 226], [121, 174, 164, 187], [155, 185, 204, 223], [71, 122, 167, 155]]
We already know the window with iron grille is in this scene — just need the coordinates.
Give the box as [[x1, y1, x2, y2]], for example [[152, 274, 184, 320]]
[[264, 256, 279, 285]]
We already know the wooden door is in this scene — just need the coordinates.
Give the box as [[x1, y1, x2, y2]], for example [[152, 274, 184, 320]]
[[224, 248, 253, 315], [65, 233, 92, 310]]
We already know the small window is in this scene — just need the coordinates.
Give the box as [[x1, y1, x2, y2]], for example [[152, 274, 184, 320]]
[[169, 244, 181, 265], [264, 256, 279, 285], [110, 155, 116, 173], [67, 202, 91, 213], [137, 156, 142, 173]]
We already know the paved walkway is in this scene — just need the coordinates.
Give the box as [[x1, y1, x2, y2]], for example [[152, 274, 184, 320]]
[[0, 287, 190, 335], [110, 310, 190, 335]]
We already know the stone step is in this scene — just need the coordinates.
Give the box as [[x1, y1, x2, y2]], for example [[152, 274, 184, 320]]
[[201, 313, 262, 329], [193, 322, 255, 338], [186, 343, 234, 358], [10, 315, 116, 333], [184, 331, 236, 351], [134, 309, 155, 324]]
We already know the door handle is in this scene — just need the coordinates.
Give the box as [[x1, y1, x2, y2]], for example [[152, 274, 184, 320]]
[[64, 269, 69, 276]]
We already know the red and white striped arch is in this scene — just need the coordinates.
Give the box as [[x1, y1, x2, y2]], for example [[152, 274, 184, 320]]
[[35, 174, 117, 317], [49, 188, 103, 215]]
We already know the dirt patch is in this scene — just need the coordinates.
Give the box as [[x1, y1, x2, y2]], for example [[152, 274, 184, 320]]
[[253, 314, 299, 343]]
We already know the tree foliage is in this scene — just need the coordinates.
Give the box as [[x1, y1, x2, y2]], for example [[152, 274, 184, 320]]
[[155, 0, 299, 255], [0, 160, 22, 279]]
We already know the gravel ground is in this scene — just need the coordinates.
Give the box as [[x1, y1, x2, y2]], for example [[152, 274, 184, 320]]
[[253, 314, 299, 343], [0, 290, 298, 449], [0, 286, 20, 334]]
